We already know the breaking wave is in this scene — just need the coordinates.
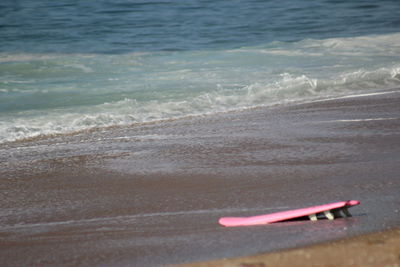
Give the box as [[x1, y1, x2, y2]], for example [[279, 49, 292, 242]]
[[1, 33, 400, 143]]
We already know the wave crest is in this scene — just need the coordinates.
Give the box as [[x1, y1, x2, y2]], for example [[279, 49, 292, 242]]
[[1, 64, 399, 144]]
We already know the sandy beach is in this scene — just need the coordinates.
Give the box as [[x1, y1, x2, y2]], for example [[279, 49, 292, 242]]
[[178, 228, 400, 267], [1, 88, 400, 266]]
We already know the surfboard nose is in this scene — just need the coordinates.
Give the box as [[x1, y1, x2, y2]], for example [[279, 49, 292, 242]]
[[346, 200, 360, 206]]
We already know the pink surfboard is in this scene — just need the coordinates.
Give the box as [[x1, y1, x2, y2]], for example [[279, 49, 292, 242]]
[[219, 200, 360, 227]]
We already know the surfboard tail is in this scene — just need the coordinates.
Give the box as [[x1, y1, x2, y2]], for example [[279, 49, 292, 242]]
[[346, 200, 360, 206]]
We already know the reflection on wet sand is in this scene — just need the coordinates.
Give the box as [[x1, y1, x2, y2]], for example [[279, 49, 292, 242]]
[[0, 89, 400, 266]]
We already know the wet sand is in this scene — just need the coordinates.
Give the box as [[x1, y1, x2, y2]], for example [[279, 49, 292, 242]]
[[1, 88, 400, 266]]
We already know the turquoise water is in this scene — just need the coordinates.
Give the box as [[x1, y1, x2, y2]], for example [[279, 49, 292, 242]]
[[1, 0, 400, 143]]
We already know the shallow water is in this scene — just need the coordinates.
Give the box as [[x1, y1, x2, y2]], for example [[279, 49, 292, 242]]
[[1, 0, 400, 143]]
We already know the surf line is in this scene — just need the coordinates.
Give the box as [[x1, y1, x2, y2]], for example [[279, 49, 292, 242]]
[[321, 117, 399, 123], [304, 90, 400, 105], [336, 90, 399, 99]]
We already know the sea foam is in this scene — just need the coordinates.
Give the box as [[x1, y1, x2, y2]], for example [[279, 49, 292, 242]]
[[1, 33, 400, 144]]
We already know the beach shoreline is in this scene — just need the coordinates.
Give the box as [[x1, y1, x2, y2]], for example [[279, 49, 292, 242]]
[[1, 88, 400, 266], [2, 0, 400, 265]]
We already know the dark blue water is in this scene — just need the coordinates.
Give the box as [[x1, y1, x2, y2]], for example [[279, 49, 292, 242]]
[[1, 0, 400, 54], [1, 0, 400, 143]]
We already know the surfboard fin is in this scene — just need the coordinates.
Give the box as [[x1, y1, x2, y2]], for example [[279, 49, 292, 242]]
[[309, 214, 318, 221], [341, 207, 352, 217], [324, 210, 335, 220]]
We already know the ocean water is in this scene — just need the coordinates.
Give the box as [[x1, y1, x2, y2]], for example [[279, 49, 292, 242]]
[[1, 0, 400, 143]]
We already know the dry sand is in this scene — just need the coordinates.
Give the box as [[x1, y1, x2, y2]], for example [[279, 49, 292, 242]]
[[178, 228, 400, 267]]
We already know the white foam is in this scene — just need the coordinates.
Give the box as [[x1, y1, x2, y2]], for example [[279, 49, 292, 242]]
[[326, 118, 399, 123], [338, 91, 399, 99], [235, 33, 400, 57], [64, 63, 94, 73], [305, 90, 399, 104], [1, 67, 400, 144]]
